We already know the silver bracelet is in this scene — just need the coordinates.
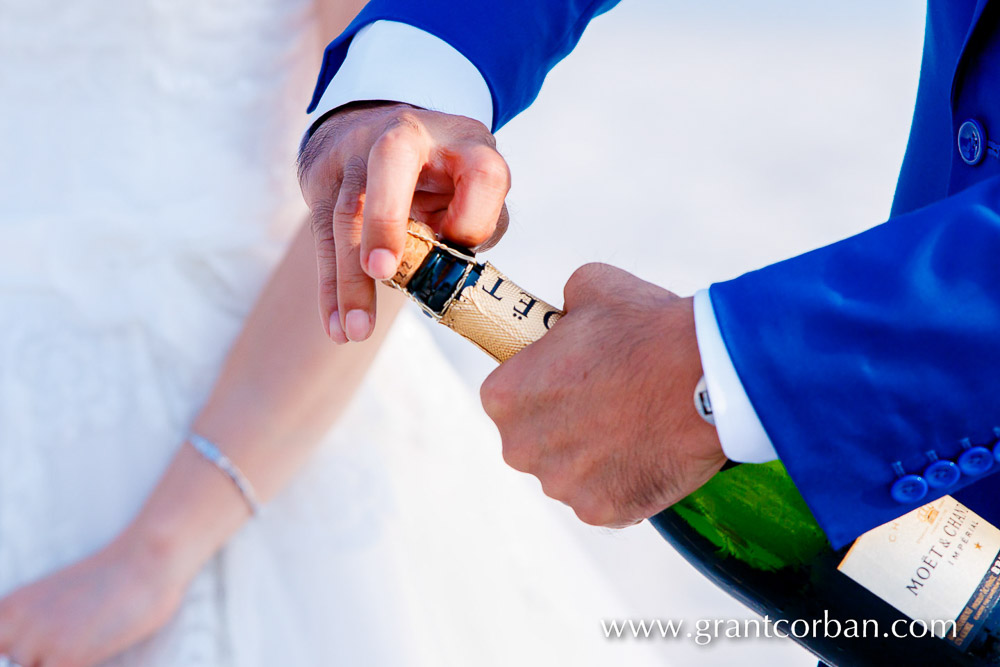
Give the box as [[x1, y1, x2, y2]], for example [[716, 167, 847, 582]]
[[187, 432, 261, 515]]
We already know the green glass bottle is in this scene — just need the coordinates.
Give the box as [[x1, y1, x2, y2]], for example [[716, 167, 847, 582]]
[[388, 220, 1000, 666]]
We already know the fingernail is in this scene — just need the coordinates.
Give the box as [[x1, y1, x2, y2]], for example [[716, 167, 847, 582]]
[[344, 309, 372, 342], [366, 248, 398, 280], [329, 311, 348, 344]]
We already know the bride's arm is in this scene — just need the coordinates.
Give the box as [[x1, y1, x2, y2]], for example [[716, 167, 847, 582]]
[[135, 220, 406, 577], [0, 221, 407, 667]]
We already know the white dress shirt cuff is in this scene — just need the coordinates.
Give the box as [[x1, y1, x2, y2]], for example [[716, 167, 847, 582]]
[[308, 20, 494, 131], [693, 289, 778, 463]]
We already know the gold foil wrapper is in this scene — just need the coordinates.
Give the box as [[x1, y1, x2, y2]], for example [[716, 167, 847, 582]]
[[440, 262, 561, 363], [389, 220, 562, 363]]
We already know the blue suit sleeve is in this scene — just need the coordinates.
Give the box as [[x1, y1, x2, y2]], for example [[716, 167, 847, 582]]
[[710, 175, 1000, 548], [306, 0, 621, 131]]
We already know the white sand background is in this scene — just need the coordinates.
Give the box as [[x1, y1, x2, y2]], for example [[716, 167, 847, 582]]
[[422, 1, 927, 664]]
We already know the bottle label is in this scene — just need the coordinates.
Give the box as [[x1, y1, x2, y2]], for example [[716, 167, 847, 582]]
[[440, 262, 562, 363], [838, 496, 1000, 650]]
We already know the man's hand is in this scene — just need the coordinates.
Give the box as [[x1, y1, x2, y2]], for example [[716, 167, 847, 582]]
[[298, 102, 510, 343], [481, 264, 726, 528]]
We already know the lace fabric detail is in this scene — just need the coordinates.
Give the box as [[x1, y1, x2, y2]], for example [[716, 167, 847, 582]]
[[0, 2, 660, 665], [0, 0, 313, 663]]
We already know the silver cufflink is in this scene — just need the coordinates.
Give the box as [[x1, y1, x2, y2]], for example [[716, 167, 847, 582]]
[[694, 375, 715, 425]]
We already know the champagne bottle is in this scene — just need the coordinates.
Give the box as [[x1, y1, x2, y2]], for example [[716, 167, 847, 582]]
[[386, 220, 1000, 666]]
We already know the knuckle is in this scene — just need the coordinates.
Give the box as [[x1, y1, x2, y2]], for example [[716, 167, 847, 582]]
[[479, 372, 511, 418], [570, 262, 611, 285], [317, 257, 338, 287], [572, 497, 617, 527], [318, 259, 340, 291], [373, 117, 423, 158], [500, 438, 532, 473], [452, 118, 496, 147], [477, 127, 498, 149], [333, 199, 363, 228], [539, 473, 574, 503], [339, 155, 368, 194], [363, 212, 407, 234], [386, 111, 423, 134], [564, 262, 613, 304], [370, 135, 413, 163], [464, 149, 511, 191], [336, 269, 371, 292], [314, 235, 338, 263], [316, 245, 338, 273], [314, 244, 340, 277], [308, 199, 335, 241], [300, 149, 348, 203], [333, 166, 368, 224], [318, 281, 338, 305]]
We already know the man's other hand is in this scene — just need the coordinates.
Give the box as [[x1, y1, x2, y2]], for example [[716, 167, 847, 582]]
[[481, 264, 727, 528], [298, 103, 510, 343]]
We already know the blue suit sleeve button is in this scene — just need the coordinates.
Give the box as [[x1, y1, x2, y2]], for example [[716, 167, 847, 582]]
[[958, 446, 994, 476], [891, 475, 929, 504], [957, 119, 985, 166], [923, 460, 961, 489]]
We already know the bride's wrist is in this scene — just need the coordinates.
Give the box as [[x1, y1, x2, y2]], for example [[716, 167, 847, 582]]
[[112, 520, 201, 593], [117, 504, 237, 589], [117, 440, 257, 587]]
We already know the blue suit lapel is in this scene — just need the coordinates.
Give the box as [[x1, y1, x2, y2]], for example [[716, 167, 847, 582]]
[[951, 0, 995, 100]]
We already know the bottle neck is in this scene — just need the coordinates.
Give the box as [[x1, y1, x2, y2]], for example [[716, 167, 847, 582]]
[[404, 246, 480, 316]]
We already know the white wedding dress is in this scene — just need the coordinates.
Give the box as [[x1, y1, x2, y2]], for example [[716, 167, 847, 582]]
[[0, 1, 662, 665]]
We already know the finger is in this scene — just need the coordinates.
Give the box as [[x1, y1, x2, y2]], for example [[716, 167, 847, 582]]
[[333, 156, 376, 342], [0, 645, 34, 667], [0, 596, 19, 652], [440, 144, 510, 247], [361, 115, 429, 280], [472, 202, 509, 252], [308, 198, 347, 343]]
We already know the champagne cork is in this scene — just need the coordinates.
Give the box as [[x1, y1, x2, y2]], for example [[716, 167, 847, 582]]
[[387, 220, 563, 363], [391, 219, 441, 288]]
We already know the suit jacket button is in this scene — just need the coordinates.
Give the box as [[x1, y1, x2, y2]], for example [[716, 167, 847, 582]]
[[891, 475, 929, 504], [957, 119, 986, 165], [924, 460, 961, 489], [958, 446, 994, 476]]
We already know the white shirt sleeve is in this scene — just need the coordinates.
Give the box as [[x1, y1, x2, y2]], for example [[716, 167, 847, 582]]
[[307, 20, 494, 131], [306, 21, 776, 464], [693, 289, 778, 463]]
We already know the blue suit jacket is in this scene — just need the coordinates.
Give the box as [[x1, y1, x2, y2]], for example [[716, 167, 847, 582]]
[[308, 0, 1000, 548]]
